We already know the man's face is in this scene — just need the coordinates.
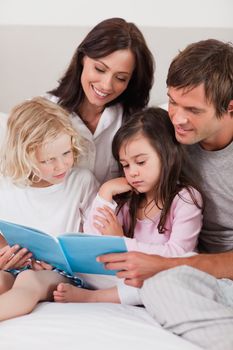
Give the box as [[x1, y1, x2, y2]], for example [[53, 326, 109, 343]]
[[167, 84, 228, 150]]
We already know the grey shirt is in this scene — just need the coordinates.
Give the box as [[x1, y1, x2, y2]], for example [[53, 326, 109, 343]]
[[187, 141, 233, 253]]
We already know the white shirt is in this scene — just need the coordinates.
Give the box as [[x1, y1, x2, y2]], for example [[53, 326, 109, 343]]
[[0, 168, 98, 236], [46, 94, 122, 184]]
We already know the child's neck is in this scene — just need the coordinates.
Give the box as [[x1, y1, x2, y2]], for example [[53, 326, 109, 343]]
[[137, 198, 161, 220], [30, 180, 53, 188]]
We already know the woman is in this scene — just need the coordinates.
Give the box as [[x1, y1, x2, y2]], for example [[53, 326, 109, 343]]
[[47, 17, 154, 184]]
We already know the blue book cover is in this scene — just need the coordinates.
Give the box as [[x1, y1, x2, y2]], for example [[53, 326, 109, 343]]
[[0, 219, 127, 276]]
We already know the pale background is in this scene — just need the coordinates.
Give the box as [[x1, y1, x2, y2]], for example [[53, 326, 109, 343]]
[[0, 0, 233, 112]]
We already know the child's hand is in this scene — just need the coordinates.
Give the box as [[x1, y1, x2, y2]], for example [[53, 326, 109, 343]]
[[99, 177, 132, 202], [93, 206, 124, 236], [0, 245, 32, 270], [31, 259, 53, 271]]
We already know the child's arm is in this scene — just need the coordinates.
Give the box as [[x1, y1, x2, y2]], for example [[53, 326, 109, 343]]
[[83, 177, 132, 236], [0, 244, 32, 270], [125, 188, 203, 257], [93, 205, 124, 236], [98, 177, 132, 202]]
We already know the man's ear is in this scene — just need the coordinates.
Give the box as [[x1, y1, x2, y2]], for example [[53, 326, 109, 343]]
[[227, 100, 233, 113]]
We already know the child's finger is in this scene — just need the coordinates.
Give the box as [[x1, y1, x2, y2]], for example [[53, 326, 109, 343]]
[[93, 215, 109, 226], [97, 207, 117, 222]]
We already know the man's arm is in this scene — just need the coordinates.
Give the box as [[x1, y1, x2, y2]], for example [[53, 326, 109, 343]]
[[97, 251, 233, 287]]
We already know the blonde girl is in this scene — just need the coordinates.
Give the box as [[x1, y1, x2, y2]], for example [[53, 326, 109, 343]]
[[0, 97, 98, 321]]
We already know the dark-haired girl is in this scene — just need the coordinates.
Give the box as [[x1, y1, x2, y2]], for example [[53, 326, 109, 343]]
[[54, 107, 203, 305]]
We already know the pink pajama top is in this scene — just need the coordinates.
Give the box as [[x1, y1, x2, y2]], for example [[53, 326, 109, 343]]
[[84, 188, 203, 257]]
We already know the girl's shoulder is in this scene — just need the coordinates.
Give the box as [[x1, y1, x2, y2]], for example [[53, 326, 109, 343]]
[[173, 187, 202, 207]]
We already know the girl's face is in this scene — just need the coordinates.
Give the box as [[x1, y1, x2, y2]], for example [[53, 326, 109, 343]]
[[119, 135, 161, 201], [81, 49, 135, 108], [33, 133, 74, 187]]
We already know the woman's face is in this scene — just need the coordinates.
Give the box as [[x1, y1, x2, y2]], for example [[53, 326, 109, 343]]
[[81, 49, 135, 108]]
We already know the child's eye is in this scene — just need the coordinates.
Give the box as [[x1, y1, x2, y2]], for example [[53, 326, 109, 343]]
[[40, 158, 54, 165], [63, 150, 72, 156], [137, 161, 145, 166], [121, 164, 129, 168]]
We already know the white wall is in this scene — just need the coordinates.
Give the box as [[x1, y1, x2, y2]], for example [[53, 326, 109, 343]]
[[0, 0, 233, 27], [1, 0, 233, 112]]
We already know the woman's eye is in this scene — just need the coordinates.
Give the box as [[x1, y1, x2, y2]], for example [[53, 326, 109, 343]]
[[95, 66, 105, 73], [137, 161, 145, 166], [116, 76, 127, 82]]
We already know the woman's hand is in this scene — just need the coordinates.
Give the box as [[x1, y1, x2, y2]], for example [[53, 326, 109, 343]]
[[0, 245, 32, 270], [94, 205, 124, 236]]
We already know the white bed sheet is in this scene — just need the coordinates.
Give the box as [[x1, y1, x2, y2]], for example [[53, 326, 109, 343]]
[[0, 302, 202, 350]]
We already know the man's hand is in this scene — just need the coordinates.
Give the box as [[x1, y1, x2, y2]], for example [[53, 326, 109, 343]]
[[97, 252, 167, 288], [0, 245, 32, 270]]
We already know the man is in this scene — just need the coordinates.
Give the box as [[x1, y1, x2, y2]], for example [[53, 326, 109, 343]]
[[98, 39, 233, 350]]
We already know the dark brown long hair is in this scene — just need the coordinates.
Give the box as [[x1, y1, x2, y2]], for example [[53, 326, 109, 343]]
[[49, 17, 155, 119], [112, 107, 203, 237]]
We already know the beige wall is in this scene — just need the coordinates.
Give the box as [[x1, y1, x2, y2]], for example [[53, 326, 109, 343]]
[[0, 25, 233, 112]]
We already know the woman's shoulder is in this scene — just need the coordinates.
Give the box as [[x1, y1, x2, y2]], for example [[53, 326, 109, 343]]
[[43, 93, 59, 104]]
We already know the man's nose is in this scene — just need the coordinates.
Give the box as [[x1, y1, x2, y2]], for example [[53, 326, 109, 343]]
[[171, 109, 188, 125]]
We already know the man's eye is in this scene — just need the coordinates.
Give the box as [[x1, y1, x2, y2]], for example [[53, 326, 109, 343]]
[[168, 99, 176, 105], [190, 109, 200, 115]]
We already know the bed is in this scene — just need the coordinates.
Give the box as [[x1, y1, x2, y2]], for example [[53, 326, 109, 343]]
[[1, 23, 233, 349], [0, 302, 202, 350]]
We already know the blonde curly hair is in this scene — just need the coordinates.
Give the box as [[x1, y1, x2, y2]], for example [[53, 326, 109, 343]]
[[1, 97, 85, 186]]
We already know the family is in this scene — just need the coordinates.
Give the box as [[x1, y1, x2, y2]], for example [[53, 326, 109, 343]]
[[0, 17, 232, 350]]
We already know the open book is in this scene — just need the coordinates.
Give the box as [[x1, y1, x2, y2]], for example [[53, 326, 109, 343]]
[[0, 219, 127, 276]]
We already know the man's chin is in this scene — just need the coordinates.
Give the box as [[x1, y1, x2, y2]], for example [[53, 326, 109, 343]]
[[175, 133, 197, 145]]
